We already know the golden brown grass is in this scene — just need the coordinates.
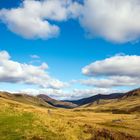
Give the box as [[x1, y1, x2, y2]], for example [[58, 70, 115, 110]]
[[0, 96, 140, 140], [79, 96, 140, 114]]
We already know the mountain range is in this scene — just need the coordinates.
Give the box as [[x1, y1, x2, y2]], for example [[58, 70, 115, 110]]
[[0, 88, 140, 112]]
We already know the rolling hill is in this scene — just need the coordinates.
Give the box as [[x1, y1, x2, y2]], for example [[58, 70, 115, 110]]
[[1, 88, 140, 112], [74, 88, 140, 114], [37, 94, 77, 108], [66, 93, 124, 106], [0, 91, 53, 108], [0, 92, 77, 109]]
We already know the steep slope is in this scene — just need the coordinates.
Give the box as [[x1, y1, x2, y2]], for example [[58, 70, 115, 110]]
[[66, 93, 123, 106], [121, 88, 140, 99], [76, 88, 140, 114], [38, 94, 77, 108], [0, 91, 53, 108]]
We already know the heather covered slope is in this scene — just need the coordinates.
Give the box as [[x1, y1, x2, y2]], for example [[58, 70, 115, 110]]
[[122, 88, 140, 98], [76, 88, 140, 114]]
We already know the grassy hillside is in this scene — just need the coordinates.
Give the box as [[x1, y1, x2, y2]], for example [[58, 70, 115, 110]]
[[0, 92, 53, 108], [67, 93, 123, 106], [76, 89, 140, 114], [76, 96, 140, 114], [0, 92, 140, 140]]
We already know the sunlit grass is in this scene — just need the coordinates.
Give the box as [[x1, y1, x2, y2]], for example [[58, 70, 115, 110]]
[[0, 97, 140, 140]]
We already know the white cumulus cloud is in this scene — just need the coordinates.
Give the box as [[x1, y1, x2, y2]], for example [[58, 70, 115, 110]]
[[79, 0, 140, 43], [0, 50, 67, 89], [80, 55, 140, 88], [0, 0, 81, 39], [82, 55, 140, 77], [0, 0, 140, 42]]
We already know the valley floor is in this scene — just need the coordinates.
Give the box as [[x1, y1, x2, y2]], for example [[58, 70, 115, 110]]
[[0, 97, 140, 140]]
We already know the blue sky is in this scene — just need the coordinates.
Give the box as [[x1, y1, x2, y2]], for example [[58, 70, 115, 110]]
[[0, 0, 140, 100]]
